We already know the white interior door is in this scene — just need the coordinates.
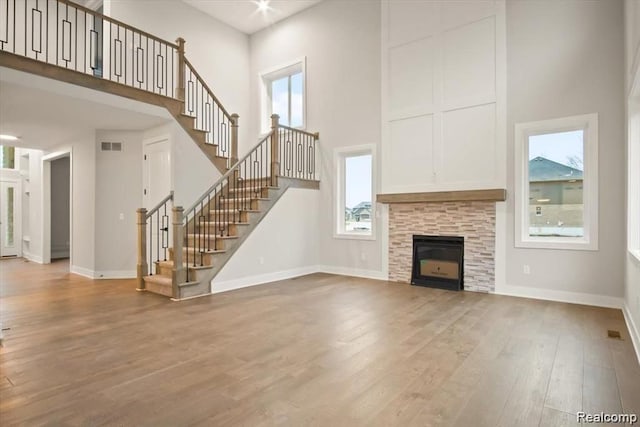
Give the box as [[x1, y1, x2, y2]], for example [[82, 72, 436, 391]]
[[143, 138, 171, 209], [0, 180, 21, 257], [143, 139, 171, 270]]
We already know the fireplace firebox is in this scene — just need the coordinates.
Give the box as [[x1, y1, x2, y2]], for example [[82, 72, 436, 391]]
[[411, 235, 464, 291]]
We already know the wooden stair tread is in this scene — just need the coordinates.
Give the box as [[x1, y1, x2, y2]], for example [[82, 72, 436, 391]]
[[209, 209, 260, 213], [227, 185, 279, 192], [156, 260, 214, 271], [143, 275, 172, 285], [186, 234, 238, 239]]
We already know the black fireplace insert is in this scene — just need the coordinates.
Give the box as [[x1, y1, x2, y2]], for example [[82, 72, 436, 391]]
[[411, 235, 464, 291]]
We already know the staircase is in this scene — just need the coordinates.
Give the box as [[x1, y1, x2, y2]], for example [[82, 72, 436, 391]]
[[0, 0, 321, 300], [139, 116, 319, 300], [0, 0, 240, 175]]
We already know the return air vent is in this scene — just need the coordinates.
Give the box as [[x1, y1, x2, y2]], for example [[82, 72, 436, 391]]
[[101, 142, 123, 152]]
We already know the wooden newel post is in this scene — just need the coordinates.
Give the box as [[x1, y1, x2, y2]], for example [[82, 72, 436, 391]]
[[176, 37, 186, 101], [136, 208, 148, 291], [171, 206, 186, 300], [230, 113, 240, 187], [270, 114, 280, 187], [231, 114, 239, 164]]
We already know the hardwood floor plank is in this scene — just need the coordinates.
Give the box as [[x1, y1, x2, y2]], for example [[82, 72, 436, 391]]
[[0, 258, 638, 425], [543, 335, 584, 415]]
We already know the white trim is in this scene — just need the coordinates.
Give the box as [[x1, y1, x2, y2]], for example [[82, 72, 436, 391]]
[[496, 283, 623, 309], [259, 57, 307, 133], [94, 270, 136, 279], [70, 265, 94, 278], [211, 265, 388, 295], [623, 303, 640, 365], [212, 265, 319, 294], [334, 144, 376, 240], [318, 265, 388, 281], [514, 113, 599, 251], [51, 250, 70, 259], [41, 148, 73, 265], [23, 252, 43, 264], [628, 97, 640, 258], [0, 178, 22, 257]]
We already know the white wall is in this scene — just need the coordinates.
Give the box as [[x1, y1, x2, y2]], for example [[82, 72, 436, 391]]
[[105, 0, 251, 152], [94, 130, 142, 276], [43, 133, 96, 275], [503, 0, 625, 302], [50, 156, 70, 259], [250, 0, 385, 279], [624, 0, 640, 356], [213, 188, 320, 292], [381, 0, 506, 193], [142, 122, 221, 209]]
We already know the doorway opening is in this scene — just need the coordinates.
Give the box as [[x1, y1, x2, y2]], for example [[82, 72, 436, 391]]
[[50, 156, 70, 261]]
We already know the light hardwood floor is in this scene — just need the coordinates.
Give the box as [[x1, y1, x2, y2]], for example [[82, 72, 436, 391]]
[[1, 258, 639, 426]]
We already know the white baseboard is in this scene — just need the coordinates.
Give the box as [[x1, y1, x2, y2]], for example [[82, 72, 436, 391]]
[[70, 265, 95, 279], [94, 270, 136, 279], [212, 265, 320, 294], [51, 250, 70, 259], [497, 283, 624, 309], [623, 303, 640, 365], [23, 252, 43, 264], [317, 265, 388, 281]]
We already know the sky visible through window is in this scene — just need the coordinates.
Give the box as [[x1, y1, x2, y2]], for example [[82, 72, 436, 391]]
[[271, 72, 303, 127], [528, 130, 584, 170], [345, 154, 372, 209]]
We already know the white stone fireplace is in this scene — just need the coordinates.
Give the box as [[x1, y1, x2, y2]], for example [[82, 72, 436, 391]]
[[378, 190, 506, 293]]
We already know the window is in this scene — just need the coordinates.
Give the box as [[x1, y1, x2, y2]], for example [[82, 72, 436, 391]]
[[335, 145, 375, 239], [0, 146, 16, 169], [629, 100, 640, 261], [261, 59, 305, 131], [515, 114, 598, 250]]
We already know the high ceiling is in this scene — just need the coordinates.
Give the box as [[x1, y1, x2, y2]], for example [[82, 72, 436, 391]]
[[182, 0, 323, 34], [0, 68, 170, 151]]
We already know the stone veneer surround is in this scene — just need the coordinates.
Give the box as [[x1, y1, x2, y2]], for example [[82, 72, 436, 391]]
[[388, 201, 496, 292]]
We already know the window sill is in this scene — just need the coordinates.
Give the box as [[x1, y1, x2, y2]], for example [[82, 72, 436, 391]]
[[334, 233, 376, 241], [515, 237, 598, 251], [630, 249, 640, 263]]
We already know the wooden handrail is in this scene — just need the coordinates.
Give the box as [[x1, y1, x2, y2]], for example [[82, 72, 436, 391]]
[[183, 57, 233, 120], [277, 124, 320, 139], [57, 0, 179, 49], [145, 191, 174, 219]]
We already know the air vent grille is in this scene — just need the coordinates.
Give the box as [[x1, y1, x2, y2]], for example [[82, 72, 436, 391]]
[[101, 142, 123, 152]]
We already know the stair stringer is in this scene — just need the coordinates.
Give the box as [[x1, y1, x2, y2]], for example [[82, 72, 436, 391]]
[[0, 52, 230, 176], [173, 177, 320, 300]]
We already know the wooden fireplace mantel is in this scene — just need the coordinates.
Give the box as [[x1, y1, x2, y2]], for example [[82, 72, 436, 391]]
[[376, 189, 507, 204]]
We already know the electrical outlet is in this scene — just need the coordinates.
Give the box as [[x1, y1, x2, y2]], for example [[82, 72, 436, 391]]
[[523, 265, 531, 275], [360, 252, 366, 261], [119, 213, 124, 220], [259, 256, 264, 265]]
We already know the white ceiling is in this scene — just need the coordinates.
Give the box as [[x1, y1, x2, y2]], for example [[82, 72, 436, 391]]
[[0, 69, 170, 151], [183, 0, 323, 34]]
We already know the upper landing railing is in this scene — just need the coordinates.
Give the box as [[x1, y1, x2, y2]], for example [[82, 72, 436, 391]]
[[0, 0, 236, 163]]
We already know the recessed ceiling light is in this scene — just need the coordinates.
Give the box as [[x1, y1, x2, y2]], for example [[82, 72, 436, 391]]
[[0, 134, 20, 141], [256, 0, 270, 12]]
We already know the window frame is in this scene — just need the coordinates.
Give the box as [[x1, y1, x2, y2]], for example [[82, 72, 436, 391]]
[[260, 57, 306, 133], [0, 146, 18, 171], [514, 113, 599, 251], [334, 144, 376, 241], [628, 99, 640, 262]]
